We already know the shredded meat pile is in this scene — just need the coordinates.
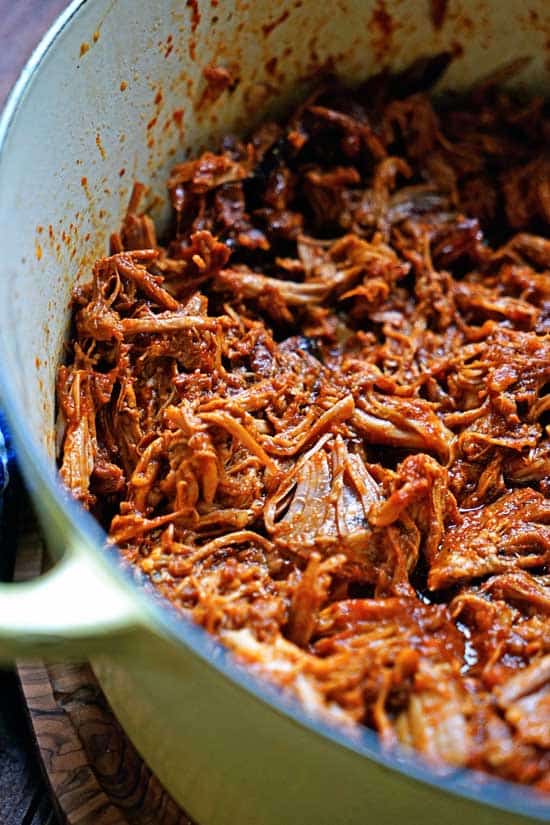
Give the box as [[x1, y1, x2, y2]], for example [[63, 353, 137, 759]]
[[58, 58, 550, 789]]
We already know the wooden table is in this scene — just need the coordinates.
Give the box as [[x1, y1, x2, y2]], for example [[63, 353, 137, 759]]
[[0, 5, 70, 823], [0, 1, 70, 107]]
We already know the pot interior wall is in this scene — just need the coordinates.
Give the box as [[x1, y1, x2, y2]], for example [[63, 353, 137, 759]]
[[0, 0, 548, 461]]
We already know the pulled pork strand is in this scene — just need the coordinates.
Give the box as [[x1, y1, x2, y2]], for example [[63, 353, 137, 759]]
[[58, 67, 550, 791]]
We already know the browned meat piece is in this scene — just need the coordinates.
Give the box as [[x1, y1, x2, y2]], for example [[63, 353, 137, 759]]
[[159, 230, 231, 293], [496, 232, 550, 269], [315, 598, 469, 756], [57, 70, 550, 789], [215, 234, 409, 323], [169, 150, 251, 202], [286, 551, 347, 647], [76, 298, 123, 342], [120, 312, 224, 335], [57, 368, 97, 506], [495, 656, 550, 748], [446, 329, 550, 467], [303, 166, 361, 229], [215, 265, 329, 322], [505, 443, 550, 485], [394, 659, 472, 767], [114, 253, 179, 310], [451, 571, 550, 687], [111, 182, 157, 252], [501, 156, 550, 229], [383, 94, 440, 160], [370, 453, 458, 567], [482, 570, 550, 614], [224, 597, 467, 744], [453, 280, 539, 329], [265, 434, 382, 575], [354, 393, 454, 462], [429, 489, 550, 589], [307, 103, 387, 160]]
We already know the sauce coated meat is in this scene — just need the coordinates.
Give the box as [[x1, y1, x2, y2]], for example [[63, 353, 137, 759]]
[[58, 65, 550, 789]]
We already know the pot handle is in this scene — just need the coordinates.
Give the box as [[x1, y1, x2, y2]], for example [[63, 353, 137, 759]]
[[0, 542, 143, 661]]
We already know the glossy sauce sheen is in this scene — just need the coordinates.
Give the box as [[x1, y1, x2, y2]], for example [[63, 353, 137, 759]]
[[58, 58, 550, 789]]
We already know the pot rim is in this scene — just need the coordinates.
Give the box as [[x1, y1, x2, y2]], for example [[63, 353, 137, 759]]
[[0, 1, 548, 820]]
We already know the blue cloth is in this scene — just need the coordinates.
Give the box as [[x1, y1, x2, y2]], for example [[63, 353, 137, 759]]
[[0, 410, 14, 495]]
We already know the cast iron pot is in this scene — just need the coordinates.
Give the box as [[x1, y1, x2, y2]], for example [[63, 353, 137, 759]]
[[0, 1, 549, 822]]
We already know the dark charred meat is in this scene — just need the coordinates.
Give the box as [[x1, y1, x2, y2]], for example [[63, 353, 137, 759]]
[[58, 71, 550, 790]]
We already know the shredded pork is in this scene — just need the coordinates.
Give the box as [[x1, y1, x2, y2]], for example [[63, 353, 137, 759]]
[[58, 58, 550, 790]]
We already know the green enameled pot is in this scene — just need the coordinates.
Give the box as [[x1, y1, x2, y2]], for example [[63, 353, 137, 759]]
[[0, 1, 549, 822]]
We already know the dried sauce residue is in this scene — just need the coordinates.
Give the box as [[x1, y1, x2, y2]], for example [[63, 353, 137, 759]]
[[261, 9, 290, 38], [430, 0, 449, 30], [186, 0, 200, 32], [58, 57, 550, 791], [145, 87, 166, 144], [95, 133, 106, 160], [368, 0, 398, 64], [80, 31, 100, 58], [265, 57, 278, 76], [172, 109, 185, 129], [165, 34, 174, 59]]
